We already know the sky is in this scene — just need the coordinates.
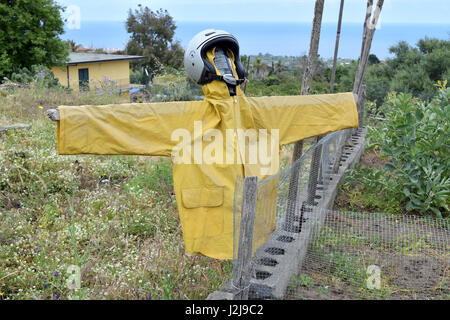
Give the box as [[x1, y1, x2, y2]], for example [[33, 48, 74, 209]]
[[57, 0, 450, 24]]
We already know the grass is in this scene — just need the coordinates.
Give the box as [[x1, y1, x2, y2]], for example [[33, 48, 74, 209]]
[[0, 84, 232, 300]]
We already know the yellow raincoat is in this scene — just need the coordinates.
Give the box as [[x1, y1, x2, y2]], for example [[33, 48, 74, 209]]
[[56, 48, 358, 259]]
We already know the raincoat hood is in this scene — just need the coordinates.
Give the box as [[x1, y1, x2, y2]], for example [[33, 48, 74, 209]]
[[201, 47, 245, 100]]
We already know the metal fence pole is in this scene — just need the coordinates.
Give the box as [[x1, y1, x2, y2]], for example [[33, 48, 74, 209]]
[[232, 176, 258, 300]]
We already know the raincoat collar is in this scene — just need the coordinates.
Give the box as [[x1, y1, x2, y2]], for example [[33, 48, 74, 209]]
[[201, 47, 245, 101]]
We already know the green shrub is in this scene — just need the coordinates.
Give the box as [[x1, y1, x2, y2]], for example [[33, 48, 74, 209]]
[[149, 71, 199, 102], [10, 65, 60, 88], [367, 88, 449, 217], [340, 165, 402, 214], [130, 69, 146, 85]]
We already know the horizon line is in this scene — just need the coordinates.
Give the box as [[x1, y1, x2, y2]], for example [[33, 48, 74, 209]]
[[75, 19, 450, 25]]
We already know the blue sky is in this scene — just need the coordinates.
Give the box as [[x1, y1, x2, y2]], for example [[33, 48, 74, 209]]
[[57, 0, 450, 24]]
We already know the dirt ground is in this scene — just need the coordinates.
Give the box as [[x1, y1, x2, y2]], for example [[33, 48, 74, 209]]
[[286, 210, 449, 300], [358, 147, 391, 170], [288, 253, 449, 300], [285, 147, 450, 300]]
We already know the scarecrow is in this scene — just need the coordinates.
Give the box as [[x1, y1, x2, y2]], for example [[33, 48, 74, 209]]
[[47, 29, 358, 260]]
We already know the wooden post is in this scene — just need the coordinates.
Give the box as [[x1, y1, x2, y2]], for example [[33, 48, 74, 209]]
[[287, 0, 325, 225], [299, 0, 325, 96], [330, 0, 345, 94], [354, 0, 384, 97], [332, 0, 383, 172], [308, 0, 345, 200], [358, 84, 367, 128], [359, 0, 374, 71], [0, 123, 32, 135], [232, 176, 258, 300], [306, 143, 323, 206], [285, 142, 303, 232], [352, 0, 383, 133], [243, 55, 251, 93]]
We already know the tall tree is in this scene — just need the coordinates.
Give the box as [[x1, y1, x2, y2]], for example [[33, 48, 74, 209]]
[[125, 5, 184, 83], [417, 37, 450, 82], [386, 37, 449, 100], [368, 53, 380, 65], [0, 0, 68, 77]]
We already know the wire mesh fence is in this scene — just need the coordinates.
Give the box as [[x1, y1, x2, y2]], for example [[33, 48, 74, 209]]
[[286, 210, 449, 300], [230, 129, 449, 300], [233, 130, 348, 259]]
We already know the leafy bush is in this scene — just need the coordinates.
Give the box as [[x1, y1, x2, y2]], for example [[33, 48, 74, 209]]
[[130, 69, 146, 85], [367, 88, 449, 217], [10, 65, 60, 88], [149, 71, 200, 102], [9, 66, 34, 84], [340, 164, 402, 214], [245, 76, 302, 96]]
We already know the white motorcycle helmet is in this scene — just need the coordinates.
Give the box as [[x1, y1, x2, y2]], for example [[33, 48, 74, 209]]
[[184, 29, 246, 85]]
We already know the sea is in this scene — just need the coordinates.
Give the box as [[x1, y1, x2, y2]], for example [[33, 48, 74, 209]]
[[61, 21, 450, 59]]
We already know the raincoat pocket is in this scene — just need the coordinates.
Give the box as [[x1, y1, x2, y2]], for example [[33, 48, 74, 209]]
[[181, 186, 224, 239], [181, 186, 224, 208]]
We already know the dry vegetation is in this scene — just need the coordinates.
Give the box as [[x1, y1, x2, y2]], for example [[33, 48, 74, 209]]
[[0, 84, 232, 300]]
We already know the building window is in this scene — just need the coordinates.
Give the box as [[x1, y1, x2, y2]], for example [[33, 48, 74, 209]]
[[78, 68, 89, 90]]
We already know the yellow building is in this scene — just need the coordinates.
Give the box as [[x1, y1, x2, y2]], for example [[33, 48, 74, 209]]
[[51, 52, 145, 93]]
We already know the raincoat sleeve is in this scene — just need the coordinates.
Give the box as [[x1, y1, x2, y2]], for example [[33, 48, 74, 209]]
[[247, 92, 358, 145], [56, 101, 206, 156]]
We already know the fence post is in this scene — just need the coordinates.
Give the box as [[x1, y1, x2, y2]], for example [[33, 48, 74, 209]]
[[330, 0, 345, 94], [307, 0, 345, 203], [333, 0, 384, 170], [287, 0, 325, 227], [358, 84, 367, 128], [232, 176, 258, 300], [306, 143, 323, 206], [285, 142, 303, 231]]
